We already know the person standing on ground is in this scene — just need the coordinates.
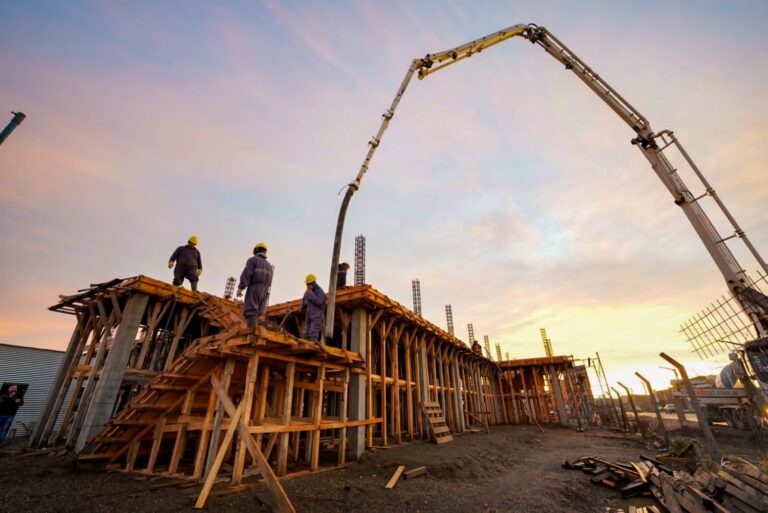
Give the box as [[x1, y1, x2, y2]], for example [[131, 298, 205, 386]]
[[169, 235, 203, 291], [237, 243, 274, 329], [301, 274, 326, 342], [0, 384, 24, 442]]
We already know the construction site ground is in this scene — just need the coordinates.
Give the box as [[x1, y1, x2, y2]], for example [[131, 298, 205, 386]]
[[0, 424, 760, 513]]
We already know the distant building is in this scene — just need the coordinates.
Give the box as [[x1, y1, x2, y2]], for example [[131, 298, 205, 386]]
[[0, 343, 65, 439]]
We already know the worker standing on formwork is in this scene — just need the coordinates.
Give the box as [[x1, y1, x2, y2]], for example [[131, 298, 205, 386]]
[[168, 235, 203, 291], [301, 274, 326, 342], [336, 262, 350, 290], [237, 243, 274, 329]]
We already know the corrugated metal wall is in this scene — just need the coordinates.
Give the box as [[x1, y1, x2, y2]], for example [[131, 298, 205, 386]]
[[0, 343, 64, 439]]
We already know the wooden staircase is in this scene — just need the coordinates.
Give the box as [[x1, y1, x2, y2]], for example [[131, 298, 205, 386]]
[[421, 401, 453, 445]]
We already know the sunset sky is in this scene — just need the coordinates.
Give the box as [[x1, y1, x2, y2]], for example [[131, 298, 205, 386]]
[[1, 1, 767, 392]]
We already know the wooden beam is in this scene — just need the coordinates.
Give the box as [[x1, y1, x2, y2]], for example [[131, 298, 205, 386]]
[[385, 465, 405, 489], [277, 362, 295, 476], [232, 353, 260, 485], [194, 402, 244, 509], [210, 375, 296, 513], [310, 364, 326, 471]]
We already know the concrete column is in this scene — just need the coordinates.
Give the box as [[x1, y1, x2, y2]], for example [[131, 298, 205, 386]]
[[347, 308, 367, 460], [474, 369, 484, 414], [452, 359, 465, 432], [548, 365, 568, 426], [76, 294, 149, 452], [437, 353, 447, 417], [416, 341, 429, 435]]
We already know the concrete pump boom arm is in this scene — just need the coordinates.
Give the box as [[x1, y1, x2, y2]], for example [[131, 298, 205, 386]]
[[324, 23, 768, 340]]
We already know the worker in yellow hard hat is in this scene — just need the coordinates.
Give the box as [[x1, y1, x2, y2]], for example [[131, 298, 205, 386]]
[[168, 235, 203, 291], [301, 274, 326, 342], [236, 243, 273, 329]]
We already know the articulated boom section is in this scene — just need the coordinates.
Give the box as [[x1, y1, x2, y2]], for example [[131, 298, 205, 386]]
[[526, 26, 768, 333], [325, 23, 768, 339]]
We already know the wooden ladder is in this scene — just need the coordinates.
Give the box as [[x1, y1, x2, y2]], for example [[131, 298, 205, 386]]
[[421, 401, 453, 445]]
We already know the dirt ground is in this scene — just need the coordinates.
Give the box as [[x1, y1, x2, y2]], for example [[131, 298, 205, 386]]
[[0, 424, 761, 513]]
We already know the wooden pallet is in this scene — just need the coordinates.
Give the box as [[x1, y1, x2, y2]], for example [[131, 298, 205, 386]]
[[421, 401, 453, 444]]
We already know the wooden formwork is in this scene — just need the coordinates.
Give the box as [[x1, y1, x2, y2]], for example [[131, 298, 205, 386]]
[[31, 276, 588, 506], [266, 285, 511, 442], [497, 356, 595, 427]]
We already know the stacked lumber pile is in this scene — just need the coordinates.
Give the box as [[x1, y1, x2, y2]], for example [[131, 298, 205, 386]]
[[564, 456, 768, 513]]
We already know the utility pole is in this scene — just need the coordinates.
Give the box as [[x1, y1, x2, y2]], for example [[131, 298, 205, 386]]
[[0, 112, 26, 146]]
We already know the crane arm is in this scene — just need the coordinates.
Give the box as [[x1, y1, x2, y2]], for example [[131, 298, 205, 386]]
[[324, 23, 768, 340]]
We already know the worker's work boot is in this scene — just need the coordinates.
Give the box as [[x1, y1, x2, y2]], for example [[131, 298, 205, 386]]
[[246, 315, 258, 344]]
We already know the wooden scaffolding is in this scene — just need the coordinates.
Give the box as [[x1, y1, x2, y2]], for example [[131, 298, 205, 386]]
[[30, 276, 589, 505], [497, 356, 595, 427]]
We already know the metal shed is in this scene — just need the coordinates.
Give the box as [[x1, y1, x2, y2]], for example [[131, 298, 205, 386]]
[[0, 343, 64, 439]]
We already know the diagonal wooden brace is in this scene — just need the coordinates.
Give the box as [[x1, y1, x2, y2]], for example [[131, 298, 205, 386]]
[[210, 375, 296, 513]]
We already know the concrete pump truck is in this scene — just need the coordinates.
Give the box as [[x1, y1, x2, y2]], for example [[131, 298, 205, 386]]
[[320, 24, 768, 431]]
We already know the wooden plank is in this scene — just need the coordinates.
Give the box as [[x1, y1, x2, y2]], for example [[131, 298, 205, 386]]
[[379, 321, 388, 447], [385, 465, 406, 489], [338, 368, 349, 465], [404, 466, 428, 480], [310, 364, 326, 471], [718, 471, 768, 509], [193, 386, 218, 479], [722, 464, 768, 495], [146, 417, 166, 473], [194, 402, 245, 509], [169, 387, 197, 474], [232, 353, 259, 485], [277, 362, 296, 476], [204, 358, 235, 475], [659, 475, 686, 513]]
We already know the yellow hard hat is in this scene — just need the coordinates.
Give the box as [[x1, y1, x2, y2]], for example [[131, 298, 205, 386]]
[[188, 235, 199, 244], [305, 274, 317, 284], [254, 242, 268, 252]]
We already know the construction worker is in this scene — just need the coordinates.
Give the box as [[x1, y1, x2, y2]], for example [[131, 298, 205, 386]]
[[336, 262, 350, 290], [472, 339, 482, 355], [169, 235, 203, 291], [236, 243, 274, 329], [0, 384, 24, 442], [301, 274, 326, 341]]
